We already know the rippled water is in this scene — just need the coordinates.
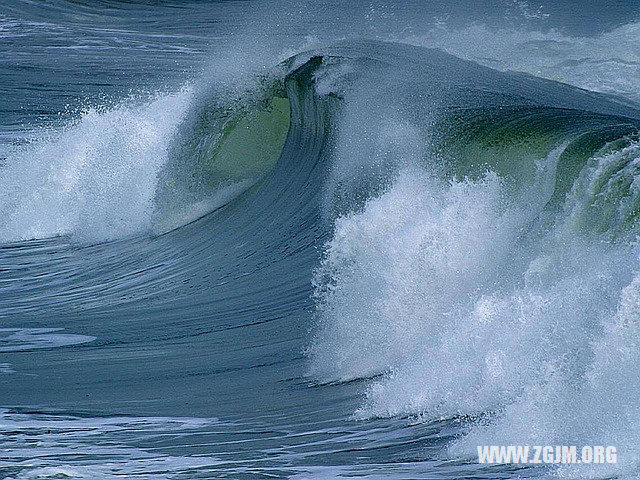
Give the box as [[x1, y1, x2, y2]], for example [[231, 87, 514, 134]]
[[2, 1, 640, 479]]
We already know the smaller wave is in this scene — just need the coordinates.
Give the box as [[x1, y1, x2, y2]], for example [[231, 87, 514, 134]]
[[0, 35, 296, 245], [153, 93, 290, 231]]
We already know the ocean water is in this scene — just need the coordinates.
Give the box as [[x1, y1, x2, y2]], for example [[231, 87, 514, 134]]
[[2, 1, 640, 479]]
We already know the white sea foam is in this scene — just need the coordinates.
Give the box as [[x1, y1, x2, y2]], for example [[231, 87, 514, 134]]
[[0, 88, 193, 243], [311, 115, 640, 478]]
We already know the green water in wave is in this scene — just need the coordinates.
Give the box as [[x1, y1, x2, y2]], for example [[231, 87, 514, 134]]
[[204, 96, 290, 182], [154, 95, 290, 232], [434, 107, 640, 238]]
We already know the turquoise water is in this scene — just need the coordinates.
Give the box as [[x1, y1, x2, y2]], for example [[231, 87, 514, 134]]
[[2, 2, 640, 479]]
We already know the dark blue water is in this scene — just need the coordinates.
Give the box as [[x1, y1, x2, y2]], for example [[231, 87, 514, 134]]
[[2, 2, 640, 479]]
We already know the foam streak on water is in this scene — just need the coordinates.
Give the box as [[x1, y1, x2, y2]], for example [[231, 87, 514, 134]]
[[0, 409, 221, 480]]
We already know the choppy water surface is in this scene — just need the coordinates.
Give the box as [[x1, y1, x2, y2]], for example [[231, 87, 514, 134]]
[[3, 1, 640, 479]]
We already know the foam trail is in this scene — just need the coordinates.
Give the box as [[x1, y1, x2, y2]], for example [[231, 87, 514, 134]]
[[0, 409, 221, 480]]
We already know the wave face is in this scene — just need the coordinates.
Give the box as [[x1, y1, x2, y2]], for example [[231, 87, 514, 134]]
[[3, 2, 640, 479]]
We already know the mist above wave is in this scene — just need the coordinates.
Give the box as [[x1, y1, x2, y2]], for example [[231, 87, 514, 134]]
[[403, 21, 640, 103]]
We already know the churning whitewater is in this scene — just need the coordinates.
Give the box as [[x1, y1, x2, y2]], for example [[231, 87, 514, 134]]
[[2, 1, 640, 479]]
